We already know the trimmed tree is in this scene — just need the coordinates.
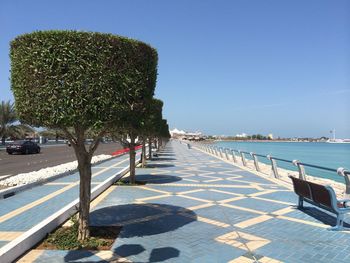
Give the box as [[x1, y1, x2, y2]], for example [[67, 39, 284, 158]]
[[10, 30, 158, 240], [157, 119, 171, 150], [138, 98, 164, 167], [141, 98, 164, 163], [110, 57, 158, 183]]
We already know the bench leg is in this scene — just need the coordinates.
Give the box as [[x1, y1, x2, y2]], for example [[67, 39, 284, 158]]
[[298, 197, 303, 208], [328, 214, 344, 231]]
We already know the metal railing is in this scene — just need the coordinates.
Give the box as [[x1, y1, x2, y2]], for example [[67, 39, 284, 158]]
[[195, 143, 350, 194]]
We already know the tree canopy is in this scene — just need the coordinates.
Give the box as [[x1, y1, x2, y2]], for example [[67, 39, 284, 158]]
[[10, 30, 158, 240], [11, 30, 157, 132]]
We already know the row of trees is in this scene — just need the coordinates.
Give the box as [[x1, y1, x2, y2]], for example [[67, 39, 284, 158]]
[[10, 31, 170, 240]]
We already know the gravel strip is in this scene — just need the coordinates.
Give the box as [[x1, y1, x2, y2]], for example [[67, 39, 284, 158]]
[[0, 154, 112, 187]]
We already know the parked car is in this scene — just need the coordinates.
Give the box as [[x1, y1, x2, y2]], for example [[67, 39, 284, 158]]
[[6, 140, 41, 155]]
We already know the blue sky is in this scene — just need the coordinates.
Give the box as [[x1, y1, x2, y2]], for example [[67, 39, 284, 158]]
[[1, 0, 349, 138]]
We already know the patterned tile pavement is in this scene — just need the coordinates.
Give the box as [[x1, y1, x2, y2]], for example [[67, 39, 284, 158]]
[[0, 153, 135, 250], [20, 140, 350, 262]]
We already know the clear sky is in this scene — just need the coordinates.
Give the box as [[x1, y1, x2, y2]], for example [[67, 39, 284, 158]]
[[1, 0, 349, 138]]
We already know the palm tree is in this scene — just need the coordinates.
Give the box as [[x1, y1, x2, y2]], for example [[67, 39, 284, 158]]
[[0, 100, 34, 144], [0, 100, 17, 145]]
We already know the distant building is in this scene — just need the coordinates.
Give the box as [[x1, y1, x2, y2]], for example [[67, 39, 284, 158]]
[[170, 128, 205, 141], [236, 133, 247, 138], [170, 128, 186, 138], [268, 133, 274, 140]]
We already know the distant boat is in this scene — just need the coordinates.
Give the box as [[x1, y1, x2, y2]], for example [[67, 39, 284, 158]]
[[327, 139, 350, 143], [327, 129, 350, 143]]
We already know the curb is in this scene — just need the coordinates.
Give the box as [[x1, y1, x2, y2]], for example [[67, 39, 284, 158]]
[[0, 154, 141, 263], [0, 151, 131, 199]]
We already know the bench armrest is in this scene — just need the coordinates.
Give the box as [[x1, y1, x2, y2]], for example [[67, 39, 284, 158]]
[[337, 199, 350, 203]]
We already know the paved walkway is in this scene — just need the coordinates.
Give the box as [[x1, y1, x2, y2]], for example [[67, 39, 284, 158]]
[[20, 141, 350, 262], [0, 153, 133, 250]]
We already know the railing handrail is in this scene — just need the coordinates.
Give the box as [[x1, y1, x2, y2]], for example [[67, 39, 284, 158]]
[[210, 144, 347, 175], [194, 141, 350, 194], [299, 162, 338, 173], [270, 157, 294, 164], [254, 153, 267, 158]]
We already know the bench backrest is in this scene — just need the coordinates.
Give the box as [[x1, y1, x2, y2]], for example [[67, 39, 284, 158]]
[[289, 176, 335, 211], [307, 181, 332, 209], [289, 176, 312, 199]]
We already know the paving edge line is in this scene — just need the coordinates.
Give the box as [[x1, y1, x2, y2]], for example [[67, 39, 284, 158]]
[[0, 152, 130, 199], [0, 156, 141, 263], [192, 146, 293, 190]]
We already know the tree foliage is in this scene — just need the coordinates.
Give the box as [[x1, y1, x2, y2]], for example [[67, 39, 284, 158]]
[[10, 30, 158, 240], [142, 99, 163, 138], [11, 30, 157, 131]]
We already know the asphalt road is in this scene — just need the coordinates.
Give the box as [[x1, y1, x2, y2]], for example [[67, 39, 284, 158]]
[[0, 142, 123, 179]]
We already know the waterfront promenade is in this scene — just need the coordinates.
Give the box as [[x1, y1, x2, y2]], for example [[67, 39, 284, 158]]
[[16, 141, 350, 262]]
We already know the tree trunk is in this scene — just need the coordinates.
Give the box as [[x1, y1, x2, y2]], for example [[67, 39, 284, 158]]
[[129, 134, 136, 184], [148, 138, 152, 160], [62, 127, 104, 242], [141, 139, 146, 168], [157, 138, 161, 151], [1, 136, 5, 145], [154, 139, 158, 151], [75, 144, 92, 241]]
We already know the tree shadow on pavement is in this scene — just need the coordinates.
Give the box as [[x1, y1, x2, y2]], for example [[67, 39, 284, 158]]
[[146, 163, 175, 168], [89, 203, 197, 238], [135, 174, 182, 184], [63, 244, 180, 263], [152, 157, 177, 161], [156, 153, 176, 157], [114, 245, 180, 262], [64, 204, 194, 262]]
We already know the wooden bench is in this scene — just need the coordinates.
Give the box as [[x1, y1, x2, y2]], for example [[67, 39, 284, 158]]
[[289, 175, 350, 230]]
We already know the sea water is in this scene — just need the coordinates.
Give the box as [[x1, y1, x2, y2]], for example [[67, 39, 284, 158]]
[[213, 141, 350, 183]]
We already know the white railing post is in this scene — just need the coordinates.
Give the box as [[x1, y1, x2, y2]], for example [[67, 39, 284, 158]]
[[224, 148, 229, 160], [267, 155, 279, 178], [231, 150, 237, 163], [293, 160, 306, 180], [239, 150, 247, 166], [250, 152, 260, 172], [338, 168, 350, 195], [214, 147, 219, 156]]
